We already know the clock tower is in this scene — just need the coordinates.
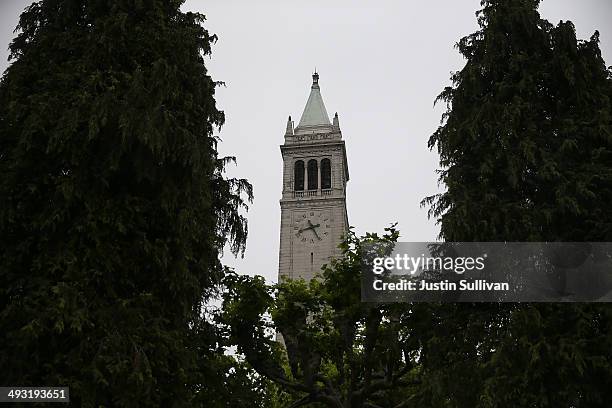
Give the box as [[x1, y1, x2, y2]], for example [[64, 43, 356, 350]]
[[278, 72, 349, 282]]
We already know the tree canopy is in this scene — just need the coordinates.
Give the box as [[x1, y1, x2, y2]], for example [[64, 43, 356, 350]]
[[422, 1, 612, 406], [424, 0, 612, 242], [0, 0, 252, 405], [221, 227, 431, 408]]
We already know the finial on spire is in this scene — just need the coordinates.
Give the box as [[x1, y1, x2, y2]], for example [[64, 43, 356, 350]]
[[312, 70, 319, 87]]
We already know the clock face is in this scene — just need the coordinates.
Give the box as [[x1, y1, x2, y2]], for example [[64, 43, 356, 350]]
[[294, 211, 331, 245]]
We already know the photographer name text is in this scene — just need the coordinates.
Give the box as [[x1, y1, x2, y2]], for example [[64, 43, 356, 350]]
[[372, 279, 509, 292]]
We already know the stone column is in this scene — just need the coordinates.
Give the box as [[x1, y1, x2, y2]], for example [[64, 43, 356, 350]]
[[304, 161, 308, 192]]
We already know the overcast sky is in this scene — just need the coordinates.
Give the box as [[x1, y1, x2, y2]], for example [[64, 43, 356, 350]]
[[1, 1, 611, 283]]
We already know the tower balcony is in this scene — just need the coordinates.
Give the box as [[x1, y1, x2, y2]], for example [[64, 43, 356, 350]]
[[292, 188, 333, 199]]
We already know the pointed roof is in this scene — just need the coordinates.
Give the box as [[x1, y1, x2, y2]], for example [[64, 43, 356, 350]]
[[297, 72, 331, 128]]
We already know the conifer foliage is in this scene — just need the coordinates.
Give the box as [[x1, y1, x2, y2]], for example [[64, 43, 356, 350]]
[[0, 0, 252, 405], [425, 0, 612, 242], [423, 1, 612, 406]]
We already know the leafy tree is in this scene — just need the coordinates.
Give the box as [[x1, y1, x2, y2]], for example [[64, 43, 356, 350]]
[[220, 227, 429, 408], [0, 0, 252, 406], [423, 0, 612, 406], [192, 333, 287, 408]]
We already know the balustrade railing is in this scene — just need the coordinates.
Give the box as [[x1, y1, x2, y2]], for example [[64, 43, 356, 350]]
[[293, 189, 334, 198]]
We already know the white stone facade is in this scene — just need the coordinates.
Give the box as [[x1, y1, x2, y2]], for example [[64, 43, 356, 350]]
[[278, 73, 349, 282]]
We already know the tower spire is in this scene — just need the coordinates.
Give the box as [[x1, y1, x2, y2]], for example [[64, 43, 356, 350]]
[[297, 71, 330, 128]]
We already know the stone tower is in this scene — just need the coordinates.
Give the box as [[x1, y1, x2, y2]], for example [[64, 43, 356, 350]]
[[278, 72, 349, 282]]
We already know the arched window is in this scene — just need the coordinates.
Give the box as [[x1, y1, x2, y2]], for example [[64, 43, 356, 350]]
[[294, 160, 304, 191], [321, 158, 331, 189], [307, 159, 318, 190]]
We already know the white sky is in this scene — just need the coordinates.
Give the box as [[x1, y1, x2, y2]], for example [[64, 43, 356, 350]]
[[2, 1, 611, 283]]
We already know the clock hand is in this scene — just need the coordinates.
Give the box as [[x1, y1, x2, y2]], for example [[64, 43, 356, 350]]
[[298, 223, 320, 233], [306, 220, 322, 240]]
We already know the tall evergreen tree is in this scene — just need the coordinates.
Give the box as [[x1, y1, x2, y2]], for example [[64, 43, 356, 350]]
[[0, 0, 252, 406], [424, 0, 612, 242], [424, 0, 612, 406]]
